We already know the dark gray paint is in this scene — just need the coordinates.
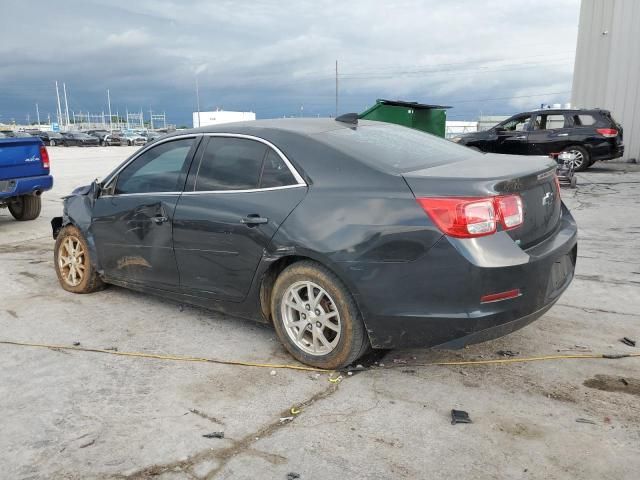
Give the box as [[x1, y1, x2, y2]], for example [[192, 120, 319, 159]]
[[52, 119, 578, 350]]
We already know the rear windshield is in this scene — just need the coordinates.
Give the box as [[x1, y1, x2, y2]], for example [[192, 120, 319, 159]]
[[321, 122, 478, 173]]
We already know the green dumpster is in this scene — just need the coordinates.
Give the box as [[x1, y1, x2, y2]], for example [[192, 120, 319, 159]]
[[359, 99, 451, 137]]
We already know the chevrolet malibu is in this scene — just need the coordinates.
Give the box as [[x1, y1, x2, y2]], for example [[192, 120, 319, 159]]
[[51, 117, 577, 369]]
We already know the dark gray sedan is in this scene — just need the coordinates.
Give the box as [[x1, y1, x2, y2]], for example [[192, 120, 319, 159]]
[[51, 118, 577, 369]]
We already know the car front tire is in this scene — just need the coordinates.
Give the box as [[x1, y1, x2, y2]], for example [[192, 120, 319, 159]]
[[54, 225, 105, 294], [49, 139, 56, 146], [271, 260, 370, 369]]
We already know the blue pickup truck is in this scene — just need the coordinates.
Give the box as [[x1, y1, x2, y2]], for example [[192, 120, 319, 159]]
[[0, 135, 53, 220]]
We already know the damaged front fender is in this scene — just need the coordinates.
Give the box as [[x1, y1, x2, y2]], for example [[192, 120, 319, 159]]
[[51, 180, 102, 273]]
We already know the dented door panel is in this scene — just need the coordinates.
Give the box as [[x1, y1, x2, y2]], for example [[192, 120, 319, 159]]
[[90, 194, 181, 289]]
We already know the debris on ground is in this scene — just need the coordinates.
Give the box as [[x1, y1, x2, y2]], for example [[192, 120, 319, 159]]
[[79, 439, 95, 448], [620, 337, 636, 347], [178, 304, 184, 312], [392, 358, 408, 364], [328, 375, 343, 384], [202, 432, 224, 439], [620, 378, 629, 386], [557, 344, 591, 352], [72, 341, 81, 346], [290, 406, 301, 415], [287, 473, 300, 480], [279, 416, 294, 424], [496, 350, 519, 357], [576, 418, 597, 425], [104, 346, 118, 351], [451, 409, 472, 425], [270, 370, 277, 376]]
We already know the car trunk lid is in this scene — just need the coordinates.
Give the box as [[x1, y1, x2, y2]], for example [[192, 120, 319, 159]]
[[402, 154, 561, 249]]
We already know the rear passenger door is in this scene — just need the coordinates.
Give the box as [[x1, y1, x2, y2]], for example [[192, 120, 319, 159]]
[[527, 113, 573, 156], [172, 135, 307, 301]]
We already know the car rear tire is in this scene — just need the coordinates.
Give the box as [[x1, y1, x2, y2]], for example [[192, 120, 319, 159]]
[[561, 145, 590, 172], [54, 225, 105, 294], [8, 195, 41, 221], [271, 261, 370, 369]]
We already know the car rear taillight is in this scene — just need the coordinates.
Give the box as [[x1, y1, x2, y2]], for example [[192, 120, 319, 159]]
[[417, 194, 523, 238], [596, 128, 618, 138], [495, 195, 523, 229], [40, 145, 50, 170]]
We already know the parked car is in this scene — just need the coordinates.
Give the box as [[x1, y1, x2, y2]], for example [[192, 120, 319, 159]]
[[102, 133, 122, 146], [121, 132, 146, 146], [34, 131, 65, 146], [451, 108, 623, 171], [52, 118, 577, 369], [60, 132, 100, 147], [0, 130, 34, 138], [143, 131, 162, 143], [86, 129, 111, 145], [1, 136, 52, 220]]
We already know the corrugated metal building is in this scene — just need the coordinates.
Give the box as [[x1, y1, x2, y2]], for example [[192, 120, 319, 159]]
[[572, 0, 640, 162]]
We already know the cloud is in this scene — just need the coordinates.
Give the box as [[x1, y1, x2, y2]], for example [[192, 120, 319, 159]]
[[106, 29, 152, 47], [0, 0, 580, 125]]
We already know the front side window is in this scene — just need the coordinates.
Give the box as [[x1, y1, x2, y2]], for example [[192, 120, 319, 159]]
[[195, 137, 268, 191], [500, 116, 531, 132], [115, 138, 194, 194]]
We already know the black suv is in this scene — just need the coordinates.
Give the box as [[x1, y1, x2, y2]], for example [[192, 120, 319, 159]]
[[452, 109, 624, 171]]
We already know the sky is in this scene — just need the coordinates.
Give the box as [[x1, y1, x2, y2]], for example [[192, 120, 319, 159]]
[[0, 0, 580, 127]]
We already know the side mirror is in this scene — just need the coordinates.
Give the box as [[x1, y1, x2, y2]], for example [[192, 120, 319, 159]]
[[494, 126, 506, 134]]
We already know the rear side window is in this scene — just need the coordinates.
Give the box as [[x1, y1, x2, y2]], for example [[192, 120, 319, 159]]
[[534, 114, 567, 130], [195, 137, 267, 191], [322, 123, 479, 173], [573, 114, 596, 126], [259, 150, 297, 188]]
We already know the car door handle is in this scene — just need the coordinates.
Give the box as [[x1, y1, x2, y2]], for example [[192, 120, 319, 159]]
[[513, 135, 527, 140], [241, 215, 269, 226], [151, 215, 168, 224], [557, 133, 569, 137]]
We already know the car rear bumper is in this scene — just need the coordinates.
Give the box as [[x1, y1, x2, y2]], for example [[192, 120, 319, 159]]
[[348, 203, 577, 349], [592, 143, 624, 161], [0, 174, 53, 200]]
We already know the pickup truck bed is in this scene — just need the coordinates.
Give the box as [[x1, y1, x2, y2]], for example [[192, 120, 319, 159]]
[[0, 137, 53, 220]]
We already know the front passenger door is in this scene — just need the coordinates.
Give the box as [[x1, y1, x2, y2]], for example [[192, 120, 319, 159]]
[[493, 115, 531, 155], [91, 137, 198, 289]]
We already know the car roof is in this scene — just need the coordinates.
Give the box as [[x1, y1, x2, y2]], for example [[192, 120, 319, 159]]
[[516, 108, 607, 116], [178, 118, 374, 137]]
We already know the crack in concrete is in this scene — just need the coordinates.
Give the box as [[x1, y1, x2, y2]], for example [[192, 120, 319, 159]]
[[555, 303, 638, 317], [113, 382, 340, 479]]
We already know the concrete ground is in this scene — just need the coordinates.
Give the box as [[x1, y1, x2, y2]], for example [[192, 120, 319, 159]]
[[1, 147, 639, 480]]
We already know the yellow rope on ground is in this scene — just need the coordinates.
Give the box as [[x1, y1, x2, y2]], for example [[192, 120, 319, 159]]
[[1, 340, 638, 372], [0, 340, 327, 372], [420, 352, 640, 367]]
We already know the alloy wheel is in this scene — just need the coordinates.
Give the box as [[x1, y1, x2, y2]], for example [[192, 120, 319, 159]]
[[566, 149, 584, 169], [281, 281, 341, 356], [58, 236, 86, 287]]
